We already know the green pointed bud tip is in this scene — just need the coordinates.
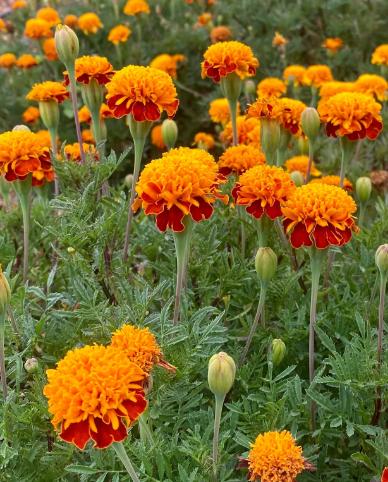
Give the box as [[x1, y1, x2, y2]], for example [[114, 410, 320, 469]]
[[24, 357, 38, 373], [0, 265, 11, 312], [261, 119, 281, 154], [12, 125, 31, 132], [55, 24, 79, 67], [244, 79, 256, 96], [39, 100, 59, 131], [255, 247, 277, 283], [356, 177, 372, 203], [208, 351, 236, 398], [290, 170, 305, 187], [375, 244, 388, 278], [81, 79, 104, 114], [161, 119, 178, 149], [301, 107, 320, 140], [271, 339, 286, 366]]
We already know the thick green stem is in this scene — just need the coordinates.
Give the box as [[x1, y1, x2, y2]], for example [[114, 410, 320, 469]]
[[228, 99, 238, 147], [212, 394, 225, 479], [257, 216, 271, 248], [115, 43, 123, 67], [339, 137, 354, 188], [310, 87, 317, 107], [0, 311, 7, 398], [377, 274, 386, 370], [14, 177, 32, 283], [112, 442, 141, 482], [238, 207, 246, 257], [67, 66, 86, 164], [48, 127, 59, 195], [138, 410, 155, 447], [305, 139, 314, 183], [90, 107, 104, 159]]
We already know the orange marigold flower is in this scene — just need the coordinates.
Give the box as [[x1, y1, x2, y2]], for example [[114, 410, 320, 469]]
[[282, 183, 358, 249], [371, 44, 388, 66], [197, 12, 212, 26], [65, 143, 97, 162], [108, 24, 132, 45], [218, 144, 265, 176], [0, 19, 7, 32], [319, 81, 356, 99], [151, 124, 166, 150], [11, 0, 27, 9], [318, 92, 383, 140], [233, 165, 295, 220], [209, 97, 239, 125], [42, 38, 58, 61], [27, 81, 69, 103], [310, 175, 352, 191], [277, 97, 307, 136], [124, 0, 150, 16], [35, 129, 52, 147], [193, 132, 215, 150], [322, 37, 343, 53], [283, 65, 306, 86], [24, 18, 52, 40], [64, 14, 78, 28], [64, 55, 114, 86], [37, 7, 61, 27], [78, 13, 103, 35], [210, 26, 232, 44], [132, 147, 227, 232], [257, 77, 286, 98], [110, 324, 175, 374], [149, 54, 185, 79], [247, 431, 306, 482], [272, 32, 288, 47], [82, 129, 94, 143], [0, 53, 16, 68], [247, 97, 282, 121], [201, 41, 259, 83], [285, 155, 321, 177], [78, 106, 91, 124], [16, 54, 38, 69], [106, 65, 179, 121], [43, 344, 147, 450], [22, 106, 40, 124], [303, 64, 333, 88], [355, 73, 388, 101], [0, 130, 52, 186], [221, 115, 261, 147]]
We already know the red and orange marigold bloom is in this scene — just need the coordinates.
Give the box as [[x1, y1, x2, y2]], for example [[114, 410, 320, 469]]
[[16, 54, 38, 69], [257, 77, 286, 98], [233, 165, 295, 220], [209, 97, 239, 125], [371, 44, 388, 66], [132, 147, 227, 232], [282, 183, 358, 249], [196, 12, 212, 26], [193, 132, 215, 150], [78, 106, 92, 124], [277, 97, 307, 136], [35, 129, 53, 147], [149, 54, 185, 79], [310, 175, 352, 191], [82, 129, 94, 143], [283, 65, 306, 86], [42, 38, 58, 61], [78, 13, 103, 35], [24, 18, 52, 40], [322, 37, 343, 54], [123, 0, 150, 16], [27, 81, 69, 103], [221, 115, 261, 147], [272, 32, 288, 47], [355, 74, 388, 101], [37, 7, 61, 27], [285, 155, 321, 177], [106, 65, 179, 121], [64, 14, 78, 28], [64, 56, 114, 85], [247, 431, 306, 482], [100, 103, 114, 119], [22, 106, 40, 124], [110, 324, 175, 374], [218, 144, 265, 176], [201, 41, 259, 83], [247, 97, 282, 122], [151, 124, 166, 150], [65, 143, 98, 162], [43, 344, 147, 450], [0, 53, 16, 68], [303, 64, 333, 88], [318, 92, 383, 140], [319, 81, 356, 100], [108, 24, 132, 45], [210, 26, 232, 43]]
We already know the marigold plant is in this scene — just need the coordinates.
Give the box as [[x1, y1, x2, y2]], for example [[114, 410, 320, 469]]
[[277, 97, 307, 136], [319, 81, 356, 99], [322, 37, 343, 53], [37, 7, 61, 27], [355, 73, 388, 101], [22, 106, 40, 124], [257, 77, 286, 98], [64, 14, 78, 28], [285, 155, 321, 177], [247, 97, 282, 121], [150, 54, 185, 79], [27, 81, 69, 103], [193, 132, 215, 150], [151, 124, 166, 149], [16, 54, 38, 69], [221, 115, 261, 146], [371, 44, 388, 66], [218, 144, 265, 176], [123, 0, 150, 15], [24, 18, 52, 40], [210, 26, 232, 43], [283, 65, 306, 86], [78, 13, 103, 35], [311, 175, 352, 191], [108, 24, 132, 44], [64, 56, 114, 85], [303, 64, 333, 87], [65, 143, 98, 162], [0, 53, 16, 68], [209, 98, 239, 125], [42, 38, 58, 61], [272, 31, 288, 47]]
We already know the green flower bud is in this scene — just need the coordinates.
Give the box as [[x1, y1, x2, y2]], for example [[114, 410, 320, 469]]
[[12, 125, 31, 132], [0, 265, 11, 313], [301, 107, 320, 140], [220, 72, 242, 103], [124, 173, 134, 187], [55, 24, 79, 68], [24, 357, 38, 373], [208, 352, 236, 398], [255, 247, 277, 284], [39, 100, 59, 131], [81, 79, 104, 115], [261, 119, 280, 155], [356, 177, 372, 203], [290, 170, 305, 187], [161, 119, 178, 149], [244, 79, 256, 97], [67, 247, 76, 254], [271, 339, 286, 366], [375, 244, 388, 278], [297, 135, 309, 155]]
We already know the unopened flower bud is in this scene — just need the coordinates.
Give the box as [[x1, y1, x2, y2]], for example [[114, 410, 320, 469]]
[[356, 177, 372, 203], [67, 247, 76, 254], [290, 170, 304, 186], [162, 119, 178, 149], [81, 79, 104, 115], [24, 357, 38, 373], [271, 339, 286, 366], [55, 24, 79, 67], [0, 265, 11, 313], [261, 119, 280, 154], [375, 244, 388, 278], [301, 107, 320, 140], [298, 135, 309, 155], [39, 100, 59, 131], [255, 247, 277, 284], [124, 173, 134, 187], [208, 351, 236, 399], [12, 124, 31, 132], [244, 79, 256, 97]]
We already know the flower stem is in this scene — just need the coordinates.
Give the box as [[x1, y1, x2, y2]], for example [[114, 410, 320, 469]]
[[67, 66, 86, 165], [14, 177, 32, 283], [305, 138, 314, 183], [138, 410, 155, 447], [212, 394, 225, 478], [228, 98, 238, 147], [48, 126, 59, 195], [112, 442, 141, 482], [91, 107, 104, 159], [238, 207, 246, 258], [0, 310, 7, 398], [257, 216, 270, 247]]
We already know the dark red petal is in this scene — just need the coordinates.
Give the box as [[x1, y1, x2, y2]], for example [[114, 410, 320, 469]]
[[131, 101, 147, 122], [325, 122, 338, 138], [231, 184, 241, 202], [122, 392, 147, 421], [155, 209, 169, 232], [312, 225, 330, 249], [91, 418, 127, 449], [382, 467, 388, 482], [60, 420, 91, 450], [366, 119, 383, 140], [265, 200, 282, 220], [290, 222, 312, 248], [246, 200, 264, 219], [169, 205, 186, 232], [190, 197, 213, 222]]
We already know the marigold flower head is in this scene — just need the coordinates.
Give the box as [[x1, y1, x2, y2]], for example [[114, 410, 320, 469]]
[[283, 65, 306, 86], [310, 175, 352, 191], [0, 19, 7, 32], [272, 32, 288, 47], [24, 18, 52, 40], [133, 147, 227, 232], [106, 65, 179, 121], [303, 64, 333, 88], [0, 53, 16, 68], [221, 115, 261, 147], [285, 155, 321, 177], [193, 132, 215, 150], [43, 344, 147, 450], [108, 24, 132, 45], [247, 97, 282, 121], [82, 129, 94, 143], [319, 81, 356, 99], [318, 92, 383, 140], [64, 55, 114, 86], [355, 74, 388, 101], [64, 14, 78, 29], [151, 124, 166, 150], [149, 54, 185, 79], [27, 81, 69, 104], [322, 37, 343, 53], [371, 44, 388, 66], [233, 165, 295, 220], [0, 130, 53, 186], [218, 144, 265, 176], [65, 143, 98, 162], [197, 12, 212, 26], [257, 77, 286, 98], [277, 97, 307, 136], [124, 0, 150, 15], [201, 41, 259, 83], [78, 106, 91, 124], [22, 106, 40, 124], [247, 430, 305, 482], [37, 7, 61, 27], [100, 103, 114, 119], [35, 129, 52, 147], [78, 13, 103, 35], [282, 183, 358, 249], [210, 26, 232, 43], [11, 0, 27, 9], [41, 38, 58, 61], [16, 54, 38, 69], [209, 97, 239, 125]]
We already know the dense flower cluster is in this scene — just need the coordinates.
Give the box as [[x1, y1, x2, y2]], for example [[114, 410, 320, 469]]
[[209, 97, 239, 125], [285, 155, 321, 177], [218, 144, 265, 176], [303, 64, 333, 87], [221, 115, 261, 146], [37, 7, 61, 27], [24, 18, 52, 39]]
